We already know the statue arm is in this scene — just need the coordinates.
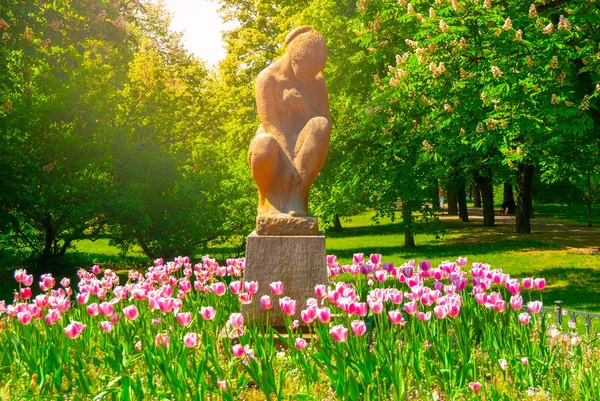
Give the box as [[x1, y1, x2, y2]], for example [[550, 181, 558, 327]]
[[314, 73, 331, 121], [256, 72, 301, 181]]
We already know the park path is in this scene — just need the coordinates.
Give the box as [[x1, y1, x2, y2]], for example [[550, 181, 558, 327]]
[[438, 206, 600, 253]]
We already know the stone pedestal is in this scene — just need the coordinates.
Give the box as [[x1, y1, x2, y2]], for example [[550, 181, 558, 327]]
[[242, 232, 327, 327]]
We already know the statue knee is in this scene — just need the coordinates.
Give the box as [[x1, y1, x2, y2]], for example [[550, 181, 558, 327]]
[[249, 134, 279, 164], [310, 117, 331, 144]]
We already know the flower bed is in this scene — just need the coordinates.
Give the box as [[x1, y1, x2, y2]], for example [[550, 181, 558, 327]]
[[0, 255, 598, 400]]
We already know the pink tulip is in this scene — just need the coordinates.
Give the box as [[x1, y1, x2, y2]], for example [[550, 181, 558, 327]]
[[499, 359, 507, 370], [158, 297, 175, 313], [87, 303, 100, 316], [227, 280, 242, 294], [244, 281, 258, 294], [434, 305, 448, 319], [403, 301, 418, 315], [419, 260, 431, 271], [183, 332, 198, 348], [14, 269, 27, 283], [279, 297, 297, 316], [510, 295, 523, 310], [217, 380, 228, 390], [17, 310, 32, 325], [60, 278, 70, 288], [317, 307, 331, 323], [200, 306, 216, 320], [76, 292, 90, 304], [110, 313, 120, 325], [45, 309, 61, 325], [457, 257, 468, 267], [494, 300, 506, 313], [519, 312, 531, 325], [315, 284, 327, 298], [353, 253, 364, 265], [327, 255, 337, 265], [92, 265, 101, 274], [101, 321, 114, 332], [475, 293, 487, 305], [301, 306, 317, 324], [506, 279, 521, 295], [370, 253, 382, 265], [179, 279, 192, 293], [295, 337, 308, 350], [176, 312, 191, 326], [351, 320, 367, 336], [417, 311, 432, 321], [388, 310, 404, 324], [521, 357, 529, 365], [527, 301, 542, 314], [99, 302, 114, 317], [368, 299, 384, 314], [232, 343, 244, 358], [39, 274, 56, 292], [123, 305, 139, 320], [534, 278, 546, 290], [330, 324, 348, 342], [56, 297, 70, 314], [469, 382, 481, 392], [260, 295, 273, 310], [64, 321, 86, 339], [373, 270, 387, 282], [270, 281, 284, 295], [229, 313, 244, 328], [354, 302, 368, 317], [209, 282, 226, 296], [522, 277, 534, 289], [134, 341, 142, 352]]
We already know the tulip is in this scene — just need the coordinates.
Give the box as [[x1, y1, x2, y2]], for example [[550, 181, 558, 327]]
[[87, 303, 100, 316], [101, 321, 114, 332], [499, 358, 508, 370], [317, 307, 331, 323], [232, 344, 244, 358], [19, 287, 32, 300], [279, 297, 297, 316], [351, 320, 367, 336], [353, 253, 364, 265], [519, 312, 531, 325], [92, 265, 101, 274], [229, 313, 244, 328], [134, 341, 142, 352], [295, 337, 308, 350], [176, 312, 191, 326], [99, 302, 114, 317], [17, 311, 32, 325], [510, 295, 523, 310], [373, 270, 387, 282], [315, 284, 327, 297], [522, 277, 534, 289], [388, 310, 404, 324], [434, 305, 448, 319], [260, 295, 273, 310], [14, 269, 27, 283], [64, 321, 86, 339], [330, 324, 348, 342], [506, 279, 521, 295], [457, 257, 468, 267], [76, 292, 90, 304], [368, 299, 384, 314], [417, 311, 432, 321], [23, 274, 34, 287], [157, 297, 175, 313], [403, 301, 418, 315], [419, 260, 431, 271], [326, 255, 337, 265], [527, 301, 542, 314], [521, 357, 529, 365], [354, 302, 368, 317], [44, 309, 61, 325], [534, 278, 546, 290], [469, 382, 481, 392], [270, 281, 284, 295], [123, 305, 139, 320], [244, 281, 258, 294], [301, 306, 317, 324], [217, 380, 228, 390], [494, 300, 506, 313], [200, 306, 216, 320], [60, 278, 70, 288], [238, 292, 253, 304], [229, 281, 242, 295], [183, 332, 198, 348]]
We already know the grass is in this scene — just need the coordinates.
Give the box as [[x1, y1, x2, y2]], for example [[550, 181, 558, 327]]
[[1, 204, 599, 312]]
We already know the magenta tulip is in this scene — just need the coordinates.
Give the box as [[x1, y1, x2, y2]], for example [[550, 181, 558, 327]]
[[519, 312, 531, 325], [260, 295, 273, 310], [183, 332, 198, 348], [279, 296, 297, 316], [317, 307, 331, 323], [295, 337, 308, 350], [534, 278, 546, 290], [200, 306, 216, 320], [351, 320, 367, 336], [270, 281, 285, 295], [123, 305, 139, 320], [388, 310, 404, 324], [210, 282, 226, 296]]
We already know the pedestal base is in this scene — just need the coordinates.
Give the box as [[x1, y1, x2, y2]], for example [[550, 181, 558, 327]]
[[242, 232, 327, 326], [256, 214, 318, 235]]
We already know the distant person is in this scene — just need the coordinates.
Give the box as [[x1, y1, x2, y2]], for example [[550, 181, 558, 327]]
[[438, 188, 444, 208], [501, 200, 517, 215]]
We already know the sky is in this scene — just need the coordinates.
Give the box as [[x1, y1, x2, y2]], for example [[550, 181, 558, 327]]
[[162, 0, 233, 66]]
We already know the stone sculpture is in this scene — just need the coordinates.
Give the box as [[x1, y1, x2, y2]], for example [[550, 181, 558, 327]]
[[248, 26, 331, 235]]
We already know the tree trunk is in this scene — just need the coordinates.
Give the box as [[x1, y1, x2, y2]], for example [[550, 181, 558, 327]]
[[333, 214, 343, 231], [476, 171, 494, 227], [503, 183, 514, 203], [447, 192, 458, 215], [402, 201, 416, 249], [431, 179, 440, 209], [135, 230, 157, 260], [40, 213, 54, 272], [458, 185, 469, 222], [516, 164, 534, 233], [472, 182, 481, 207], [587, 169, 593, 227]]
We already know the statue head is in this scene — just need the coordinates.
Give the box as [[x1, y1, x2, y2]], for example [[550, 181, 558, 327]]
[[285, 26, 327, 83]]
